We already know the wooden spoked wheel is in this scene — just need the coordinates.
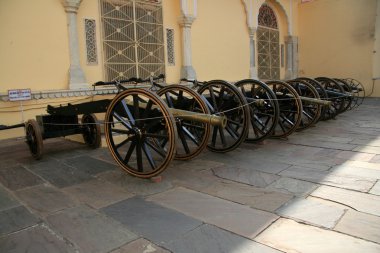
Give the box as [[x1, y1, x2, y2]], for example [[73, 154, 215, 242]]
[[315, 77, 345, 120], [25, 119, 43, 160], [82, 114, 101, 148], [104, 89, 177, 178], [265, 80, 303, 138], [287, 79, 322, 131], [296, 77, 329, 122], [235, 79, 279, 142], [334, 78, 353, 113], [157, 85, 211, 160], [197, 80, 249, 153], [343, 78, 365, 109]]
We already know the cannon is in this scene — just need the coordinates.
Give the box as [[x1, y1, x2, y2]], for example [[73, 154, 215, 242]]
[[179, 79, 250, 153]]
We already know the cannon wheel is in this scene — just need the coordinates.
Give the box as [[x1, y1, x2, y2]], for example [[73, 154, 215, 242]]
[[315, 77, 345, 120], [104, 89, 177, 178], [295, 77, 329, 122], [82, 114, 101, 149], [157, 85, 210, 160], [197, 80, 249, 153], [287, 79, 321, 131], [265, 80, 303, 138], [25, 119, 43, 160], [334, 78, 353, 112], [343, 78, 365, 109], [235, 79, 279, 142]]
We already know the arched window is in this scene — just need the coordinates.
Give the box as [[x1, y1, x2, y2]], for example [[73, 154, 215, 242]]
[[257, 4, 280, 80], [258, 4, 278, 29]]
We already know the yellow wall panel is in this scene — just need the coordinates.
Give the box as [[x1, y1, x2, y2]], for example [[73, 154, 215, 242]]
[[0, 0, 70, 92]]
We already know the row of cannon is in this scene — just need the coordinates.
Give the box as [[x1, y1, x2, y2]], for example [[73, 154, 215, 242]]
[[21, 75, 365, 178]]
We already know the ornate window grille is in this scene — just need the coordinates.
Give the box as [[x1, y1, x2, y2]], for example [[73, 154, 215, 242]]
[[100, 0, 165, 81], [257, 4, 280, 80], [85, 19, 98, 65], [166, 28, 175, 66]]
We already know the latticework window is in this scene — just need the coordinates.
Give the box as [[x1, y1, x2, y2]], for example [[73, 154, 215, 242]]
[[166, 28, 175, 65], [85, 19, 98, 65], [257, 4, 279, 80], [100, 0, 165, 81], [258, 4, 278, 29]]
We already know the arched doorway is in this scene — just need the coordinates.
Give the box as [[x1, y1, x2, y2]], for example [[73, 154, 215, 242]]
[[257, 4, 280, 80]]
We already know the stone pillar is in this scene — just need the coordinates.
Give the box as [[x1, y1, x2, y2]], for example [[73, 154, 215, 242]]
[[285, 35, 298, 80], [61, 0, 88, 89], [179, 15, 197, 80], [249, 27, 258, 79]]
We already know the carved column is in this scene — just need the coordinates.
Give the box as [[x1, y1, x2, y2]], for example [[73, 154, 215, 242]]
[[179, 15, 197, 80], [285, 35, 298, 79], [61, 0, 88, 89], [249, 27, 258, 79]]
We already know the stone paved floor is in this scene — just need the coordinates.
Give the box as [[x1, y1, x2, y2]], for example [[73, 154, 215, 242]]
[[1, 98, 380, 253]]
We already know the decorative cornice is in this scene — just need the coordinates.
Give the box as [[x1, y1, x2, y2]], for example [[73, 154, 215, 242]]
[[61, 0, 82, 13]]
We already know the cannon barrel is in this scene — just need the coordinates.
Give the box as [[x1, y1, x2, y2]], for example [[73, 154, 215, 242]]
[[168, 108, 227, 128], [128, 101, 227, 128], [325, 89, 353, 98], [275, 92, 332, 106]]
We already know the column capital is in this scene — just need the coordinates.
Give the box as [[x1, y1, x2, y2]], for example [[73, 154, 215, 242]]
[[248, 27, 257, 37], [285, 35, 298, 43], [178, 15, 196, 28], [61, 0, 82, 13]]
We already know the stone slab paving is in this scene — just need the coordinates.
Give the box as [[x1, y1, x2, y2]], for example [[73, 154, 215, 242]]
[[0, 184, 20, 211], [353, 145, 380, 154], [265, 177, 319, 197], [0, 165, 43, 190], [256, 218, 380, 253], [15, 184, 76, 217], [334, 210, 380, 244], [147, 187, 278, 239], [341, 160, 380, 170], [275, 197, 346, 229], [330, 163, 380, 180], [166, 224, 282, 253], [334, 150, 376, 161], [98, 170, 173, 196], [110, 238, 170, 253], [46, 205, 137, 253], [0, 205, 40, 236], [0, 225, 76, 253], [279, 166, 375, 192], [370, 181, 380, 195], [370, 154, 380, 163], [212, 166, 280, 188], [62, 179, 133, 209], [101, 196, 202, 246], [311, 185, 380, 216], [27, 160, 94, 188], [63, 155, 117, 175], [202, 180, 293, 212]]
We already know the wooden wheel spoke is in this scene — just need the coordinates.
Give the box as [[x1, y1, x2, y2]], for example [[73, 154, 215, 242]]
[[133, 95, 140, 127], [181, 125, 200, 146], [113, 112, 132, 130], [121, 100, 135, 125], [177, 126, 191, 154], [208, 87, 218, 111], [124, 140, 136, 162], [145, 138, 166, 157], [136, 139, 143, 172], [218, 126, 226, 146], [142, 142, 156, 170], [225, 124, 239, 140]]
